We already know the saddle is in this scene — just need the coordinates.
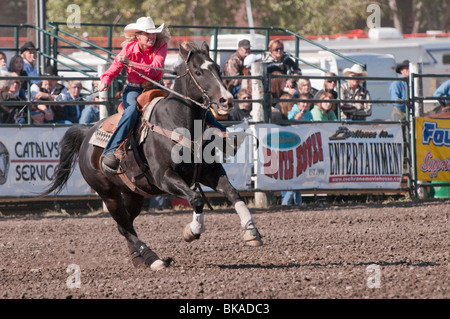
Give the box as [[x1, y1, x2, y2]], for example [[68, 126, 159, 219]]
[[101, 89, 168, 134]]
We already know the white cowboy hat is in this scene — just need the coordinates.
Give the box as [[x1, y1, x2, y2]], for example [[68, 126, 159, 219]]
[[343, 64, 368, 78], [124, 16, 165, 37]]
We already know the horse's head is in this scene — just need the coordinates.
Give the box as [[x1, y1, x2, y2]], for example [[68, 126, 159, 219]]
[[177, 41, 233, 116]]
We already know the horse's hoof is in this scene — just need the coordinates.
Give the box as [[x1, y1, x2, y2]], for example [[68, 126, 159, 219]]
[[150, 259, 168, 271], [243, 228, 263, 247], [183, 223, 200, 242], [131, 253, 146, 268]]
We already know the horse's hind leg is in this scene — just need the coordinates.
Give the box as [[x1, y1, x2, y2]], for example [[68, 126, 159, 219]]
[[200, 167, 262, 247], [101, 191, 168, 270]]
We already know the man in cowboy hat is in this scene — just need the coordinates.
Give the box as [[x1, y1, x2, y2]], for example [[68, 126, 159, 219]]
[[222, 39, 252, 98], [20, 41, 41, 85], [340, 64, 372, 120], [389, 60, 410, 121]]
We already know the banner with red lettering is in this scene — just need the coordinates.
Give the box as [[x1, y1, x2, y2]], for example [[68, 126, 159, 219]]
[[253, 123, 404, 190], [0, 127, 91, 197], [415, 118, 450, 182]]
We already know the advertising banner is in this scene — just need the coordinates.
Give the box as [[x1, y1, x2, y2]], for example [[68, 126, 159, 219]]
[[0, 127, 91, 197], [254, 123, 404, 190], [415, 117, 450, 182]]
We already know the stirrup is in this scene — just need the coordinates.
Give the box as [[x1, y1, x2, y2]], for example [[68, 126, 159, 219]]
[[101, 161, 120, 175]]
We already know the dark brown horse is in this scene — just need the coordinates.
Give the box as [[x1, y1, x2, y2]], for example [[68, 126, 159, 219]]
[[41, 42, 262, 270]]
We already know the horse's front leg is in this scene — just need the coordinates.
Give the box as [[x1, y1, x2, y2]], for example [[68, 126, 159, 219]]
[[200, 165, 263, 247], [158, 170, 206, 242]]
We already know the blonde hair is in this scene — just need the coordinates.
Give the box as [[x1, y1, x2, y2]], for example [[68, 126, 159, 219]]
[[68, 80, 82, 88], [121, 24, 171, 49], [268, 39, 283, 52]]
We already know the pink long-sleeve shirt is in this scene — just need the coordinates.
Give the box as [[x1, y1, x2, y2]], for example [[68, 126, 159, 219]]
[[101, 40, 168, 86]]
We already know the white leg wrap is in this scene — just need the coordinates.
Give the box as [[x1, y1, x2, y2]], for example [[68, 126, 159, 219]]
[[190, 212, 205, 235], [235, 201, 255, 229]]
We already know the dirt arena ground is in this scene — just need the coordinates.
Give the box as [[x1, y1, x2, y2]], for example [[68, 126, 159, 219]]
[[0, 198, 448, 304]]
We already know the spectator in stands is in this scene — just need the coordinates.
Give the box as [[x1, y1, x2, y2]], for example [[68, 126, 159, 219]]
[[287, 93, 313, 121], [297, 78, 317, 100], [163, 78, 174, 90], [263, 39, 301, 75], [272, 93, 292, 121], [20, 41, 41, 85], [222, 39, 252, 98], [310, 91, 338, 121], [270, 71, 288, 107], [284, 78, 299, 98], [340, 64, 372, 120], [30, 65, 66, 123], [279, 92, 306, 207], [57, 80, 85, 124], [229, 88, 252, 122], [0, 51, 7, 74], [389, 60, 410, 121], [0, 73, 26, 124], [8, 55, 28, 95], [314, 72, 338, 116], [432, 79, 450, 107], [79, 81, 100, 125]]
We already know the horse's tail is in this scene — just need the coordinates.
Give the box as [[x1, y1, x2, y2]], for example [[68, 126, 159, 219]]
[[41, 125, 89, 196]]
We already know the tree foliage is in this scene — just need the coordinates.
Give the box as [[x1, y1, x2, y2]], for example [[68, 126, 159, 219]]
[[46, 0, 449, 37]]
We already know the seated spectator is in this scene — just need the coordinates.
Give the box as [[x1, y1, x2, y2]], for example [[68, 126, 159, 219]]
[[8, 55, 29, 96], [229, 88, 252, 122], [20, 41, 41, 85], [287, 93, 313, 121], [273, 93, 293, 120], [0, 73, 26, 124], [314, 72, 338, 116], [433, 79, 450, 107], [0, 51, 7, 74], [297, 78, 317, 100], [30, 65, 67, 123], [79, 81, 100, 125], [284, 78, 299, 98], [310, 91, 338, 121], [222, 39, 252, 98], [270, 71, 288, 107], [163, 78, 174, 90], [340, 64, 372, 120], [56, 80, 85, 124], [263, 39, 301, 75]]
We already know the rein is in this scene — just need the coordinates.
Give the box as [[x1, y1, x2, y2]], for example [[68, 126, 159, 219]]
[[112, 53, 212, 110]]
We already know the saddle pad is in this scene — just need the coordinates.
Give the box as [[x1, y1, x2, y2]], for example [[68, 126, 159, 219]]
[[89, 126, 113, 149], [88, 95, 166, 149], [138, 96, 166, 144]]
